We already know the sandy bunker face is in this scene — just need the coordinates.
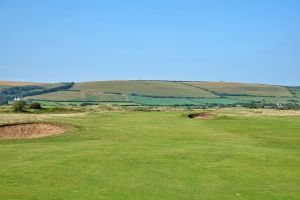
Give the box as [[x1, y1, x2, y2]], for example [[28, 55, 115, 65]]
[[187, 113, 215, 119], [0, 123, 65, 139]]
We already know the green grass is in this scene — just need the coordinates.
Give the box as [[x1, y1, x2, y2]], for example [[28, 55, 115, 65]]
[[0, 112, 299, 200], [288, 87, 300, 98], [129, 96, 242, 106], [187, 97, 241, 105], [129, 95, 198, 105], [74, 80, 217, 97], [185, 82, 293, 97], [0, 85, 11, 90], [226, 95, 300, 103], [30, 100, 60, 106]]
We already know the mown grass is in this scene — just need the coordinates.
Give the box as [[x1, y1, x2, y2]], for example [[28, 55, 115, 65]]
[[0, 111, 299, 200], [74, 80, 217, 97], [185, 82, 293, 97]]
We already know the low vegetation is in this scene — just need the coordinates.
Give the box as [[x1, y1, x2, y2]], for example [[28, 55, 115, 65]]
[[12, 100, 26, 112]]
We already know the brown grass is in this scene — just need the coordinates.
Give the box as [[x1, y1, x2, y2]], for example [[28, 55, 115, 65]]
[[0, 123, 65, 139], [0, 81, 43, 86]]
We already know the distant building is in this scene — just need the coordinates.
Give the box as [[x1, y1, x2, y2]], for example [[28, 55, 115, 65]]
[[14, 97, 22, 101]]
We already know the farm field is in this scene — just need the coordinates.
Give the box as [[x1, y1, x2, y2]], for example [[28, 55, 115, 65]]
[[289, 87, 300, 98], [128, 96, 241, 106], [185, 82, 293, 97], [0, 81, 42, 87], [0, 110, 299, 200], [128, 95, 198, 105], [25, 90, 128, 102], [74, 80, 217, 97], [225, 96, 300, 103]]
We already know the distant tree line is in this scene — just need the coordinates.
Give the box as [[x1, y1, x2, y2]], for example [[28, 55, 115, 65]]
[[0, 82, 74, 105]]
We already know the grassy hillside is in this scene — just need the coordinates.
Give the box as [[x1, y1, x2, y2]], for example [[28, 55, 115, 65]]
[[25, 90, 128, 102], [185, 81, 293, 97], [2, 80, 300, 106], [74, 80, 217, 98], [0, 111, 299, 199]]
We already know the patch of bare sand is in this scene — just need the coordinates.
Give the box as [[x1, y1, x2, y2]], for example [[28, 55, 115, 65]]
[[0, 123, 65, 139]]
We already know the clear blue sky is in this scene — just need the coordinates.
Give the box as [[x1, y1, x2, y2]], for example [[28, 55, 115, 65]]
[[0, 0, 299, 85]]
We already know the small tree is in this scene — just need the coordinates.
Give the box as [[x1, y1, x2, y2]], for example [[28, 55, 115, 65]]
[[30, 102, 42, 109], [12, 100, 26, 112]]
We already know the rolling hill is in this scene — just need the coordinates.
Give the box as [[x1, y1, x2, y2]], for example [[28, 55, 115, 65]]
[[1, 80, 299, 106]]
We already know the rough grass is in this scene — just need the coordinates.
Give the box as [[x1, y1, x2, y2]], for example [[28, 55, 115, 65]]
[[74, 80, 217, 97], [0, 111, 299, 200], [185, 82, 293, 97]]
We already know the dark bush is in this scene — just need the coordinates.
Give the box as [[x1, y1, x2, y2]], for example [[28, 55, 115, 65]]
[[30, 102, 42, 109]]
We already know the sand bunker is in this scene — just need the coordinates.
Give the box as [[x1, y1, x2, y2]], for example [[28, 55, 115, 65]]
[[187, 113, 215, 119], [0, 123, 65, 139]]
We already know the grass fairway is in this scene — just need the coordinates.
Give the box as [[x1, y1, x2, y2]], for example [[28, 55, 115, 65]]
[[0, 112, 299, 199]]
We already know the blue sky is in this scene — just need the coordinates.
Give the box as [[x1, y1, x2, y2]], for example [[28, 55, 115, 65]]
[[0, 0, 299, 85]]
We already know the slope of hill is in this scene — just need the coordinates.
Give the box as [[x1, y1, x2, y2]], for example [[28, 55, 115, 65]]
[[73, 80, 217, 98], [184, 81, 293, 97], [2, 80, 299, 107]]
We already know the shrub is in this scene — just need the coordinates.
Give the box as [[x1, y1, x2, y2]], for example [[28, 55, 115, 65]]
[[30, 102, 42, 109], [12, 100, 27, 111]]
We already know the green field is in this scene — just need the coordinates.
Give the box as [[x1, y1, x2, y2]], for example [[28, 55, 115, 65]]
[[187, 97, 241, 105], [129, 96, 241, 106], [289, 87, 300, 98], [0, 111, 299, 200], [129, 96, 197, 105], [226, 96, 300, 103]]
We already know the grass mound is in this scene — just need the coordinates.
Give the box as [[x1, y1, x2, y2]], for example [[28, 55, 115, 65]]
[[0, 123, 65, 139], [187, 112, 215, 119]]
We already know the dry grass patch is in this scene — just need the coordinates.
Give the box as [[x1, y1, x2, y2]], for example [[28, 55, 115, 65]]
[[0, 81, 43, 86]]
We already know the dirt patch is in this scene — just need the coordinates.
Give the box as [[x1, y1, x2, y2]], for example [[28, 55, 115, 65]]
[[187, 113, 215, 119], [0, 123, 65, 139]]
